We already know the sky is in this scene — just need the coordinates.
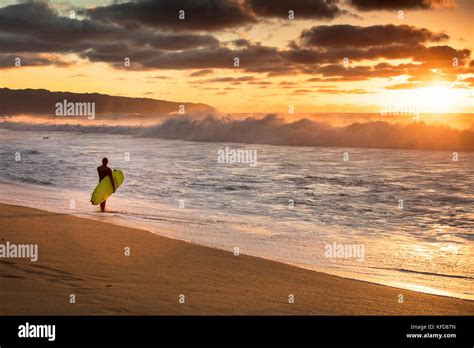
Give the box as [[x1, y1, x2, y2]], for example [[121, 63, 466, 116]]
[[0, 0, 473, 113]]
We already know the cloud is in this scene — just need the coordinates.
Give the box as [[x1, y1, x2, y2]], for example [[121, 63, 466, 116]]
[[245, 0, 342, 19], [83, 43, 285, 72], [384, 82, 423, 90], [315, 88, 373, 94], [207, 76, 255, 83], [278, 81, 299, 86], [348, 0, 455, 11], [457, 77, 474, 87], [0, 53, 72, 69], [134, 32, 220, 50], [233, 39, 252, 47], [284, 24, 470, 82], [190, 69, 214, 77], [248, 81, 272, 85], [0, 2, 116, 42], [292, 89, 312, 95], [413, 45, 471, 65], [284, 43, 433, 65], [0, 1, 470, 89], [299, 24, 448, 47], [283, 39, 470, 81], [147, 76, 171, 81], [0, 1, 221, 58], [87, 0, 256, 31]]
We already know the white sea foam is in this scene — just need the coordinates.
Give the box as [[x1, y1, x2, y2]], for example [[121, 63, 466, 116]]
[[1, 113, 474, 151]]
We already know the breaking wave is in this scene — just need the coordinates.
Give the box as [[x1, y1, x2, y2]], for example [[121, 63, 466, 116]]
[[1, 114, 474, 151]]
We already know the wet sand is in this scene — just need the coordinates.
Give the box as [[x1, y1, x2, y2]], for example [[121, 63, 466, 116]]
[[1, 203, 473, 315]]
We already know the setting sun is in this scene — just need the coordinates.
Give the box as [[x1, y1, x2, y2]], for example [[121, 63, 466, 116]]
[[414, 86, 464, 113]]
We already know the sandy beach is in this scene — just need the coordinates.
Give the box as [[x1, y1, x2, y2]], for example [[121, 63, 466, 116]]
[[0, 203, 473, 315]]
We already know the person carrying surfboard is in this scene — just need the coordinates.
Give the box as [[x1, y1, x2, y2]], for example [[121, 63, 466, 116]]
[[97, 158, 116, 212]]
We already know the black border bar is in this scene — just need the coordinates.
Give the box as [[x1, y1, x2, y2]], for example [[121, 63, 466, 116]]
[[0, 316, 472, 346]]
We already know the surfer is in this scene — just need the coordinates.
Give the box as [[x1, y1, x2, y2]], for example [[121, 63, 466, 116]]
[[97, 158, 116, 212]]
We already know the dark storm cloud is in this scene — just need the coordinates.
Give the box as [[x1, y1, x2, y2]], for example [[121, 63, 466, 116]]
[[0, 1, 221, 57], [0, 1, 470, 88], [348, 0, 454, 11], [413, 45, 471, 65], [87, 43, 285, 71], [283, 44, 423, 64], [134, 32, 220, 50], [244, 0, 342, 19], [100, 38, 468, 77], [285, 22, 470, 74], [233, 39, 252, 47], [299, 25, 448, 47], [86, 0, 256, 31], [0, 2, 117, 42], [304, 58, 466, 84], [0, 33, 74, 53], [0, 53, 70, 68], [304, 62, 426, 81]]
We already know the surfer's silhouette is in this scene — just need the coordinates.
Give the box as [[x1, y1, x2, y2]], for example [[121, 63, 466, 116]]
[[97, 157, 116, 212]]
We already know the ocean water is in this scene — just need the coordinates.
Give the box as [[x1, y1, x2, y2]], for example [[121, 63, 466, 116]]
[[0, 129, 473, 300]]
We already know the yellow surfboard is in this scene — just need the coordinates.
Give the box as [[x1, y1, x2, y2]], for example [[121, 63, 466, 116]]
[[91, 170, 124, 205]]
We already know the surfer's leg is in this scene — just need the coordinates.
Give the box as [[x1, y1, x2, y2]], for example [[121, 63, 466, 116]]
[[100, 201, 106, 212]]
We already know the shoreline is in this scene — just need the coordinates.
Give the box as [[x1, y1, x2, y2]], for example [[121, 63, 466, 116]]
[[0, 180, 472, 302], [0, 202, 473, 315]]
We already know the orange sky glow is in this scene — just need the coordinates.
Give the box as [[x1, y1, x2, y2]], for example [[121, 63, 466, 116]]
[[0, 0, 473, 114]]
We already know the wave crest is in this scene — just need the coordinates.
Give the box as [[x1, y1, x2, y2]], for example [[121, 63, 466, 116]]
[[1, 114, 473, 151]]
